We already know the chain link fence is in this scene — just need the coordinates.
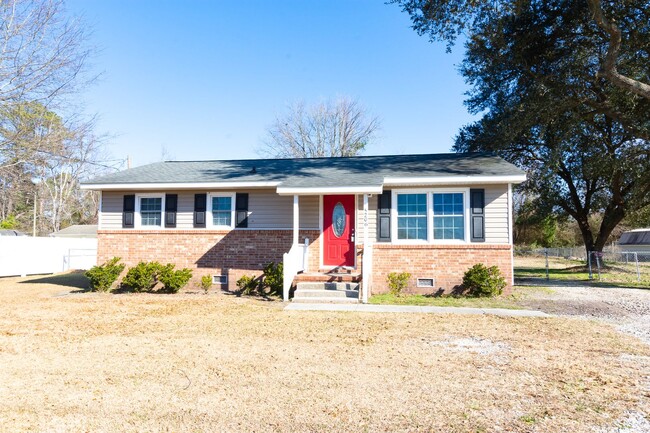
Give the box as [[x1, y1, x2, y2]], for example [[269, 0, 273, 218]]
[[514, 247, 650, 287]]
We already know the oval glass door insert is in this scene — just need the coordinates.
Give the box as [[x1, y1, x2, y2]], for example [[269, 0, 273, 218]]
[[332, 202, 346, 238]]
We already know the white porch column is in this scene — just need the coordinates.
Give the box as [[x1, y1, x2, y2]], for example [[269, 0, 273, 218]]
[[363, 194, 369, 245], [507, 183, 514, 287], [293, 194, 299, 245], [362, 194, 370, 304]]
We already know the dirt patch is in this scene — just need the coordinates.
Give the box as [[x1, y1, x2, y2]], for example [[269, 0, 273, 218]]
[[515, 284, 650, 345], [0, 274, 648, 432], [420, 337, 510, 355]]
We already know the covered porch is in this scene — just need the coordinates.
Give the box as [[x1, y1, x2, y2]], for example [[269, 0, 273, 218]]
[[281, 190, 379, 304]]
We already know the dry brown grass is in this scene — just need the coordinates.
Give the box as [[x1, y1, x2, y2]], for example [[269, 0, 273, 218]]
[[0, 272, 648, 432]]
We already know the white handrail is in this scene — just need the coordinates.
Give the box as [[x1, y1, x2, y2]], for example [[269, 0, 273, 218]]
[[361, 244, 373, 303], [282, 239, 309, 302]]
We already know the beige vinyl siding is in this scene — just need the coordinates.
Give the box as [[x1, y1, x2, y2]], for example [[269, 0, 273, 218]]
[[176, 193, 195, 228], [100, 185, 511, 241], [100, 191, 125, 229], [247, 191, 319, 229], [484, 185, 509, 244], [100, 190, 319, 230], [387, 184, 511, 244], [298, 196, 319, 229], [356, 194, 377, 244]]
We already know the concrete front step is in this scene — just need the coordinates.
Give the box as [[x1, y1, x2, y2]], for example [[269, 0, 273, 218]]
[[293, 281, 360, 303], [296, 282, 358, 291], [294, 273, 361, 283], [294, 289, 359, 298], [292, 296, 360, 304]]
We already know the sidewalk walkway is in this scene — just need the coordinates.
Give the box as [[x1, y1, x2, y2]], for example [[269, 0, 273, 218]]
[[284, 303, 551, 317]]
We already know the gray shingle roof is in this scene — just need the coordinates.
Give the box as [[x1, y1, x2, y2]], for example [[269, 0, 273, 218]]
[[619, 229, 650, 245], [49, 224, 98, 238], [82, 152, 525, 188]]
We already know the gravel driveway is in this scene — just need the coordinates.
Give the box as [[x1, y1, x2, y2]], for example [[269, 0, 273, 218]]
[[517, 280, 650, 345], [517, 280, 650, 433]]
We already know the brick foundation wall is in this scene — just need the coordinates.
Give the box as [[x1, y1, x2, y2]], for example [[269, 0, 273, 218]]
[[97, 229, 320, 291], [370, 244, 513, 295]]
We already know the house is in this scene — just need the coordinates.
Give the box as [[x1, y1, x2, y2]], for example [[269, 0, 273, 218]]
[[50, 224, 98, 238], [80, 152, 526, 302], [618, 229, 650, 254]]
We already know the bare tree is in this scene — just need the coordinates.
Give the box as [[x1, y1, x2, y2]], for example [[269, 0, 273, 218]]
[[0, 0, 107, 233], [260, 97, 380, 158], [36, 117, 106, 233], [0, 0, 92, 108]]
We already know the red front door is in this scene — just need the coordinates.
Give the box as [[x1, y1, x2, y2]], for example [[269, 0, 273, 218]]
[[323, 195, 355, 267]]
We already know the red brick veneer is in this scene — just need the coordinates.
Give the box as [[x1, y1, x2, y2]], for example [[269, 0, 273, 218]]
[[370, 243, 513, 295], [97, 229, 320, 291]]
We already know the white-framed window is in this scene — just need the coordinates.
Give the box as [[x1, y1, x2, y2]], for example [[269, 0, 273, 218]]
[[136, 194, 164, 228], [212, 275, 227, 285], [396, 193, 428, 240], [208, 193, 235, 229], [416, 278, 435, 288], [392, 189, 469, 243], [432, 193, 465, 240]]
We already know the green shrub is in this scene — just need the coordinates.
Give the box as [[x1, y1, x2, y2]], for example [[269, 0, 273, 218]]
[[462, 263, 506, 297], [236, 275, 259, 296], [158, 264, 192, 293], [200, 275, 212, 293], [262, 262, 283, 296], [387, 272, 411, 296], [0, 215, 17, 229], [122, 261, 164, 292], [85, 257, 125, 292]]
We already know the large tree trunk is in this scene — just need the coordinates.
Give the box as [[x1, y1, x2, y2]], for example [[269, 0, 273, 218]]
[[594, 206, 626, 252], [575, 213, 596, 256]]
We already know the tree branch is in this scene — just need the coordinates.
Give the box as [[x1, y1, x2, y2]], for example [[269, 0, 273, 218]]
[[587, 0, 650, 100]]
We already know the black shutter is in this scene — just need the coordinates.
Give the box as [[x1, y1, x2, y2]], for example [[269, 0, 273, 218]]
[[194, 193, 206, 228], [165, 194, 177, 228], [235, 193, 248, 228], [377, 190, 391, 242], [122, 195, 135, 228], [470, 189, 485, 242]]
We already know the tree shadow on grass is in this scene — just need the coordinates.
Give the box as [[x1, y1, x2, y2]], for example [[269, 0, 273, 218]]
[[20, 271, 89, 291]]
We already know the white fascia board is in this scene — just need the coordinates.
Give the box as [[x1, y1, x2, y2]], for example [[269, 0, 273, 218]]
[[276, 185, 383, 196], [80, 181, 282, 191], [383, 174, 527, 186]]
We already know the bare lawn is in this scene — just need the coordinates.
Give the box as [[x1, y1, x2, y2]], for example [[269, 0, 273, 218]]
[[0, 273, 648, 432]]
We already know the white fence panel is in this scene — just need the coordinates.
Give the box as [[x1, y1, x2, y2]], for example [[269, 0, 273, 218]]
[[0, 237, 97, 277]]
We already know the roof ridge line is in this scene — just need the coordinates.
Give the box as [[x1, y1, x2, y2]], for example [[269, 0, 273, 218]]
[[161, 151, 494, 164]]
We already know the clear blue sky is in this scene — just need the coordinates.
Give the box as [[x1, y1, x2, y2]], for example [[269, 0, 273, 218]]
[[66, 0, 475, 168]]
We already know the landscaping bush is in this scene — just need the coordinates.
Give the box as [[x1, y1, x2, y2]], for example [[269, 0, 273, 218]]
[[462, 263, 507, 297], [85, 257, 125, 292], [262, 262, 283, 296], [122, 261, 164, 292], [236, 275, 259, 296], [200, 275, 212, 293], [387, 272, 411, 296], [158, 264, 193, 293]]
